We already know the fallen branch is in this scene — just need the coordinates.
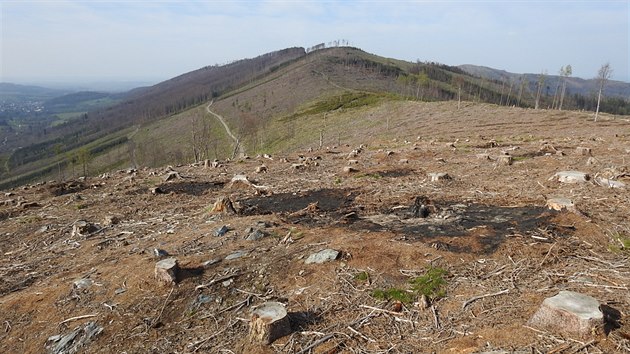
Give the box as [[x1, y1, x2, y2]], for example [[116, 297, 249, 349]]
[[296, 333, 335, 354], [59, 313, 99, 325], [569, 339, 596, 354], [431, 305, 440, 329], [462, 289, 509, 309], [151, 287, 174, 327], [195, 273, 241, 290]]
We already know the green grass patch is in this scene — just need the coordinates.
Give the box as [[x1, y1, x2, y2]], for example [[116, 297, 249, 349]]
[[371, 266, 448, 304], [284, 91, 393, 122], [371, 288, 414, 304], [409, 266, 448, 300], [354, 271, 369, 282], [609, 231, 630, 253]]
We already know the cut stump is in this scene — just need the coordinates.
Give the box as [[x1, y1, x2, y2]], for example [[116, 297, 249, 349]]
[[155, 258, 179, 285], [210, 196, 237, 214], [551, 171, 590, 184], [528, 291, 603, 337], [249, 302, 291, 344], [496, 155, 513, 166]]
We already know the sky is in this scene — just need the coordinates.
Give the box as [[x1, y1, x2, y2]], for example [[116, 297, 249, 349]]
[[1, 0, 629, 87]]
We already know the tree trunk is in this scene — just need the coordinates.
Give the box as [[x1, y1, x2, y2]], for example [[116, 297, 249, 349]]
[[595, 87, 603, 122]]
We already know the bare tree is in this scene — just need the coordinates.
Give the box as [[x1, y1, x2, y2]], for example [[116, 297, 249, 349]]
[[594, 63, 612, 122], [558, 65, 572, 110], [535, 71, 547, 110]]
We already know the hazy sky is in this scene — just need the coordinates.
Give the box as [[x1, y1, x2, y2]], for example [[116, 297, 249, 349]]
[[1, 0, 629, 85]]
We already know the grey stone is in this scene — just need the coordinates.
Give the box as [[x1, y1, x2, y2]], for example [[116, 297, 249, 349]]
[[246, 228, 267, 241], [215, 225, 229, 237], [528, 291, 604, 337], [225, 250, 247, 260], [46, 321, 103, 354], [305, 249, 340, 264], [73, 278, 94, 289]]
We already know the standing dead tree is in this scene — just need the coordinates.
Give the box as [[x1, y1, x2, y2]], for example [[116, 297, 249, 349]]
[[594, 63, 612, 122], [535, 71, 546, 110]]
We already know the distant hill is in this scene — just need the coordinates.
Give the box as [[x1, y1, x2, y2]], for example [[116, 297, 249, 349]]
[[0, 83, 70, 102], [44, 91, 126, 113], [2, 45, 629, 189], [458, 64, 630, 99]]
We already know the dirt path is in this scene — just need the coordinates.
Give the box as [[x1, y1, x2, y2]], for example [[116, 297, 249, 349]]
[[206, 100, 244, 158]]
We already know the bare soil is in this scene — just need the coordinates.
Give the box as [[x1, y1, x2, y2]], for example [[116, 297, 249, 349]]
[[1, 102, 630, 353]]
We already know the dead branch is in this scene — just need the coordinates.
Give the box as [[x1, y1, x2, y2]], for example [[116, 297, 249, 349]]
[[462, 289, 509, 309], [195, 273, 241, 290], [151, 286, 174, 327], [59, 313, 99, 325]]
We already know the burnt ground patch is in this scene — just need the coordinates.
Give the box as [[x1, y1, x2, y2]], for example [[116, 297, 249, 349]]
[[157, 181, 224, 196], [239, 189, 570, 254], [239, 188, 357, 224], [353, 203, 566, 254]]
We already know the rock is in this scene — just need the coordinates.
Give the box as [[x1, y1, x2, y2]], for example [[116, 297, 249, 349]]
[[291, 163, 305, 170], [586, 157, 598, 165], [249, 302, 291, 344], [305, 249, 340, 264], [153, 248, 170, 258], [386, 150, 395, 156], [72, 220, 98, 237], [428, 172, 451, 182], [576, 147, 592, 156], [245, 228, 267, 241], [546, 197, 576, 212], [214, 225, 229, 237], [46, 321, 103, 354], [343, 166, 358, 174], [496, 155, 513, 166], [225, 250, 247, 260], [210, 196, 237, 214], [595, 177, 626, 189], [399, 158, 409, 164], [202, 258, 222, 268], [73, 278, 94, 289], [256, 165, 268, 173], [528, 291, 604, 337], [551, 171, 590, 183], [155, 258, 179, 285]]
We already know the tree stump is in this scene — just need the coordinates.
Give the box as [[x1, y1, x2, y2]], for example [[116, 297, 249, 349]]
[[551, 171, 590, 183], [428, 172, 451, 182], [343, 166, 358, 174], [155, 258, 179, 285], [249, 302, 291, 344], [576, 147, 592, 156], [496, 155, 513, 166], [210, 196, 236, 214], [528, 291, 603, 337]]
